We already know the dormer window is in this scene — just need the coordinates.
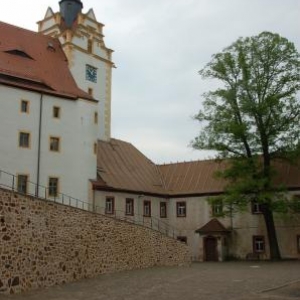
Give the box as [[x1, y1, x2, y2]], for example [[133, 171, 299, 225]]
[[5, 49, 33, 60]]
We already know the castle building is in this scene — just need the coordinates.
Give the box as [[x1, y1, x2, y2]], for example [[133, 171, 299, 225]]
[[0, 0, 299, 261], [0, 0, 113, 202]]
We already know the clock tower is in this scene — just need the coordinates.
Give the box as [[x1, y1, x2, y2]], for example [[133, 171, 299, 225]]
[[37, 0, 114, 141]]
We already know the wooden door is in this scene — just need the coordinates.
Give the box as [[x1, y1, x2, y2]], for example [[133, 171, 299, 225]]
[[204, 236, 218, 261]]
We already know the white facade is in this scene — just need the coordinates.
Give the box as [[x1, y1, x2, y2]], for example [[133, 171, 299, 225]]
[[0, 85, 98, 202], [94, 189, 300, 261]]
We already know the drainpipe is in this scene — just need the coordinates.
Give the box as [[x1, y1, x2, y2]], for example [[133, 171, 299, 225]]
[[36, 93, 44, 197]]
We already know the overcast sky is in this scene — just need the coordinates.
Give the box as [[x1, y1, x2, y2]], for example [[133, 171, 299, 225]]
[[1, 0, 299, 164]]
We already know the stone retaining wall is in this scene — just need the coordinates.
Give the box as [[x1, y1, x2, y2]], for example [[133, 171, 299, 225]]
[[0, 188, 191, 294]]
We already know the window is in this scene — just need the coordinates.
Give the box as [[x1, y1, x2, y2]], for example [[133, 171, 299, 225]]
[[105, 197, 114, 214], [125, 198, 134, 216], [160, 202, 167, 218], [48, 177, 59, 197], [53, 106, 60, 119], [297, 235, 300, 253], [20, 100, 29, 113], [212, 199, 223, 216], [252, 202, 262, 214], [143, 200, 151, 217], [176, 201, 186, 217], [88, 88, 93, 96], [177, 236, 187, 244], [19, 132, 30, 148], [94, 142, 97, 155], [87, 39, 93, 53], [17, 174, 28, 194], [49, 137, 60, 152], [94, 112, 98, 124], [253, 236, 265, 253]]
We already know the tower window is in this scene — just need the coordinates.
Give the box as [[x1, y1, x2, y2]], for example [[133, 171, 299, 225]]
[[49, 137, 60, 152], [53, 106, 61, 119], [20, 100, 29, 113], [19, 132, 30, 148]]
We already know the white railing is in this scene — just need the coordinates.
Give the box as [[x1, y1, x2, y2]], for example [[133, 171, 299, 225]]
[[0, 169, 180, 239]]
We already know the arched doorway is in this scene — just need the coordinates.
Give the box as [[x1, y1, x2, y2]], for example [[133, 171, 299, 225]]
[[204, 236, 218, 261]]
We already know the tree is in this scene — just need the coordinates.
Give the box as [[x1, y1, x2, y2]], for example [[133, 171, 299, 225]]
[[192, 32, 300, 260]]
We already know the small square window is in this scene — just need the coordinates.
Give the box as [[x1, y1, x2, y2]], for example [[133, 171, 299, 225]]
[[177, 236, 187, 244], [49, 177, 59, 197], [212, 200, 223, 216], [125, 198, 134, 216], [143, 200, 151, 217], [252, 202, 262, 214], [19, 132, 30, 148], [53, 106, 61, 119], [17, 174, 28, 194], [160, 202, 167, 218], [105, 197, 115, 214], [253, 236, 265, 253], [21, 100, 29, 113], [50, 137, 60, 152], [176, 201, 186, 217]]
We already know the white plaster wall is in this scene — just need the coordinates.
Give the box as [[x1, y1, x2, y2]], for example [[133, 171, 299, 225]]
[[94, 191, 170, 232], [68, 48, 110, 141], [0, 85, 97, 202]]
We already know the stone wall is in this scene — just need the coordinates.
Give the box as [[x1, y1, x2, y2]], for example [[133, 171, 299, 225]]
[[0, 188, 190, 295]]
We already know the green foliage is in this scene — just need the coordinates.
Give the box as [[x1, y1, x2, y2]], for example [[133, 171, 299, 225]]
[[193, 32, 300, 259], [193, 32, 300, 211], [193, 32, 300, 161]]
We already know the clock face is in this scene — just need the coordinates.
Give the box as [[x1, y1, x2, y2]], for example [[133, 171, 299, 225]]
[[86, 65, 97, 83]]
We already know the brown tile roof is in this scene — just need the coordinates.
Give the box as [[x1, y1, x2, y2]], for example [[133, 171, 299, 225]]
[[94, 139, 166, 195], [0, 21, 93, 100], [195, 218, 230, 234], [94, 138, 300, 197], [158, 160, 226, 196]]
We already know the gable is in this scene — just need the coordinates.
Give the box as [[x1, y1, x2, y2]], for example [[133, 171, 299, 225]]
[[86, 9, 97, 21], [44, 7, 54, 19]]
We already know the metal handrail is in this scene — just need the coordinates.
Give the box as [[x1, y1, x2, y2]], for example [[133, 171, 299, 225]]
[[0, 168, 180, 239]]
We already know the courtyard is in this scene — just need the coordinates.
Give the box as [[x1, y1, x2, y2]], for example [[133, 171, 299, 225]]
[[1, 261, 300, 300]]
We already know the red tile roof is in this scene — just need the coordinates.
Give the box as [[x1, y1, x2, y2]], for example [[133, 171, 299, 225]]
[[0, 21, 93, 100], [94, 138, 300, 197], [195, 219, 230, 234]]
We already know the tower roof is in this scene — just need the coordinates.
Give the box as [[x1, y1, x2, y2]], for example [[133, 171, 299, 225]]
[[59, 0, 83, 28]]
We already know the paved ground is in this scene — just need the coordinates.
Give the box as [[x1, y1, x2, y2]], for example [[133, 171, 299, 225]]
[[1, 261, 300, 300]]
